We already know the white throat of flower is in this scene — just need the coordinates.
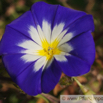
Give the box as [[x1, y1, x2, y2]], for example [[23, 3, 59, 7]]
[[17, 20, 73, 71]]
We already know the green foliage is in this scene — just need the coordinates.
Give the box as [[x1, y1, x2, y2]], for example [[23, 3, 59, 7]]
[[9, 95, 19, 103], [28, 100, 37, 103]]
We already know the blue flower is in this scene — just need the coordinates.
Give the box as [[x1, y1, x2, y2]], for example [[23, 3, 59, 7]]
[[0, 1, 95, 96]]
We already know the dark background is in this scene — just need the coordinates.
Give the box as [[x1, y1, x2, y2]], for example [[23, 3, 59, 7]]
[[0, 0, 103, 103]]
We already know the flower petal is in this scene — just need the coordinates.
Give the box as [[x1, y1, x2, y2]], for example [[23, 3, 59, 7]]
[[0, 26, 42, 55], [31, 1, 58, 28], [55, 54, 90, 76], [52, 5, 87, 30], [50, 5, 87, 42], [42, 20, 51, 43], [7, 11, 42, 46], [17, 40, 42, 55], [55, 31, 95, 76], [58, 43, 73, 53], [14, 62, 42, 96], [58, 15, 94, 46], [31, 1, 58, 43], [3, 55, 47, 95], [2, 54, 42, 78], [28, 26, 42, 46], [41, 58, 62, 93], [51, 23, 65, 43], [68, 31, 95, 65], [31, 2, 93, 45]]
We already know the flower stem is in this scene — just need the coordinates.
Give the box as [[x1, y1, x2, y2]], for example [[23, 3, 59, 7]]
[[72, 77, 82, 87], [72, 77, 95, 95], [35, 93, 60, 103]]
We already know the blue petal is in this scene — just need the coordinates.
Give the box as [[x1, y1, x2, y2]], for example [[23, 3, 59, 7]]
[[64, 15, 94, 38], [31, 1, 87, 30], [0, 26, 41, 55], [0, 26, 29, 54], [68, 31, 95, 65], [7, 11, 37, 42], [31, 1, 58, 28], [2, 54, 40, 79], [56, 31, 95, 76], [14, 62, 42, 96], [3, 54, 45, 95], [41, 58, 62, 93], [55, 54, 90, 76], [51, 5, 87, 30], [58, 15, 94, 47]]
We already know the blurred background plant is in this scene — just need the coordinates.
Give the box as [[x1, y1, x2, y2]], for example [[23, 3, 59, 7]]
[[0, 0, 103, 103]]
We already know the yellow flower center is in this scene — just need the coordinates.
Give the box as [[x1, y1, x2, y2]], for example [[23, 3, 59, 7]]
[[37, 38, 61, 60]]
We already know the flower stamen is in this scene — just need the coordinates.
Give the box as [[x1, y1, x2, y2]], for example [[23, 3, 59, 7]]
[[37, 39, 61, 61], [48, 47, 53, 56]]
